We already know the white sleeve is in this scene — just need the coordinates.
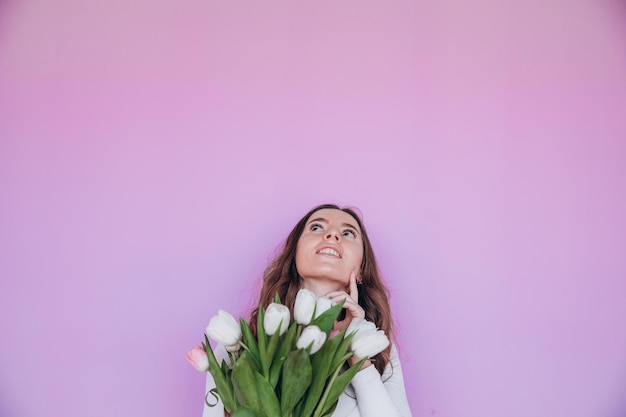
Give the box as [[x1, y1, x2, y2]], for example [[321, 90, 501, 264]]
[[202, 345, 227, 417], [349, 344, 413, 417]]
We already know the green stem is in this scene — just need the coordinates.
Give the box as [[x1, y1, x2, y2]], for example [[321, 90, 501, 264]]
[[295, 324, 302, 346], [312, 363, 343, 417]]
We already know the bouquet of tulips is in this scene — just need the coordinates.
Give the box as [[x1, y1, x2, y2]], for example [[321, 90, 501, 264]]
[[186, 288, 390, 417]]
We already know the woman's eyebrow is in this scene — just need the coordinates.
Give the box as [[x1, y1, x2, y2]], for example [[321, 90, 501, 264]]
[[342, 223, 360, 232], [307, 218, 360, 233]]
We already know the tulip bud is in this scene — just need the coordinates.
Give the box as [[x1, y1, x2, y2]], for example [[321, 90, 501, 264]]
[[294, 288, 317, 325], [351, 329, 389, 359], [314, 296, 333, 319], [296, 325, 327, 354], [264, 303, 291, 336], [346, 318, 390, 359], [205, 310, 242, 352], [185, 346, 210, 372], [345, 317, 376, 338]]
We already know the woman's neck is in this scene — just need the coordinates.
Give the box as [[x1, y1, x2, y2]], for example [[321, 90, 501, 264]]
[[299, 278, 346, 297]]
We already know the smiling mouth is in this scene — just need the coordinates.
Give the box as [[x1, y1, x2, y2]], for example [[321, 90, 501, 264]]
[[317, 248, 341, 258]]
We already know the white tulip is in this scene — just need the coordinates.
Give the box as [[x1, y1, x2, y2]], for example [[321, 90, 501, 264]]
[[345, 318, 390, 358], [264, 303, 291, 336], [314, 296, 333, 319], [294, 288, 317, 325], [205, 310, 242, 352], [296, 325, 327, 354], [350, 329, 390, 359], [345, 317, 376, 338]]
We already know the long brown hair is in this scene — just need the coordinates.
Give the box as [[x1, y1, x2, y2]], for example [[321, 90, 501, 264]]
[[250, 204, 394, 375]]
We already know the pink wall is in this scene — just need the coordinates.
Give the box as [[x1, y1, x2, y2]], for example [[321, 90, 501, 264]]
[[1, 1, 625, 416]]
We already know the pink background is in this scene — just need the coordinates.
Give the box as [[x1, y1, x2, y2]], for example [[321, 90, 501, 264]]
[[1, 1, 625, 417]]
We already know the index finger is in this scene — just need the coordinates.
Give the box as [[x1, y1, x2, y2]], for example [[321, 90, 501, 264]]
[[349, 270, 359, 301]]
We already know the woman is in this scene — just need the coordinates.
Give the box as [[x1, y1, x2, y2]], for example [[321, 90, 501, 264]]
[[202, 204, 412, 417]]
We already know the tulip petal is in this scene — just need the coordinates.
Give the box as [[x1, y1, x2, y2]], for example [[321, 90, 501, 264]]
[[314, 297, 333, 319], [206, 310, 242, 348], [297, 325, 327, 354], [294, 289, 317, 325], [351, 329, 390, 359]]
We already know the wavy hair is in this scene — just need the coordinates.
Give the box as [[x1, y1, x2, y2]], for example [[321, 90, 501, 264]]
[[249, 204, 393, 375]]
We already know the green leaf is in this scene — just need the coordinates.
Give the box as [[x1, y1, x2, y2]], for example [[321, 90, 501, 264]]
[[320, 400, 338, 417], [299, 330, 346, 417], [269, 321, 297, 388], [265, 329, 281, 374], [254, 372, 281, 416], [240, 319, 262, 372], [203, 336, 237, 413], [280, 349, 312, 416], [330, 331, 356, 372], [319, 358, 366, 417], [310, 300, 345, 335], [257, 306, 269, 376], [231, 406, 259, 417], [231, 352, 263, 416], [273, 292, 281, 304]]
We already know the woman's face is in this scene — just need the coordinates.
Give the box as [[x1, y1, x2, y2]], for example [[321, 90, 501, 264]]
[[295, 208, 364, 288]]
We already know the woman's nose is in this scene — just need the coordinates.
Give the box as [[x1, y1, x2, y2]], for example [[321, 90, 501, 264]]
[[325, 230, 340, 241]]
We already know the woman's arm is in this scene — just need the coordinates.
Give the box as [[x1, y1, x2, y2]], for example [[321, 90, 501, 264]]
[[349, 344, 412, 417]]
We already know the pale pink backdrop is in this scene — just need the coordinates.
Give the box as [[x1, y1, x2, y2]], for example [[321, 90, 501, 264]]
[[1, 1, 625, 417]]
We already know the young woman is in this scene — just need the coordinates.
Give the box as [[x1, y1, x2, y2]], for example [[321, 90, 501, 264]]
[[202, 204, 412, 417]]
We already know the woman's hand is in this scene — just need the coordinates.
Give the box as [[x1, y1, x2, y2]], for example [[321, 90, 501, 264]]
[[327, 271, 372, 369], [326, 270, 364, 333]]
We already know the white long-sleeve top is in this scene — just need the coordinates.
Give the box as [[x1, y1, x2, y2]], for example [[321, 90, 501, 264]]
[[202, 344, 412, 417]]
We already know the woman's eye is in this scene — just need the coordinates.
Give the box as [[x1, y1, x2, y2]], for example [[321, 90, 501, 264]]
[[310, 223, 323, 231], [343, 229, 356, 238]]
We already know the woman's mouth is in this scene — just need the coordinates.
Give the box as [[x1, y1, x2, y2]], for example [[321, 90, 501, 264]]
[[317, 247, 341, 258]]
